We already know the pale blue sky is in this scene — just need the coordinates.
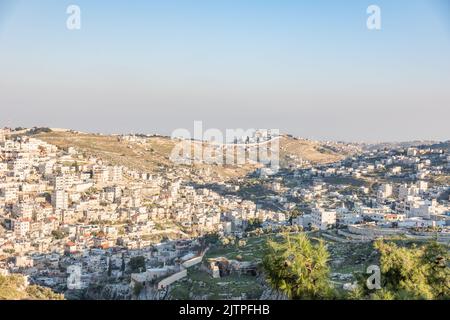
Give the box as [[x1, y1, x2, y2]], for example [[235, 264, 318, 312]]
[[0, 0, 449, 142]]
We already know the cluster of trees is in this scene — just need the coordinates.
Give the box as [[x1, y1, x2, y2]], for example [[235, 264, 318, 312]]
[[218, 236, 248, 249], [246, 224, 303, 238], [349, 240, 449, 300], [263, 233, 449, 300], [220, 236, 238, 247], [128, 256, 146, 273], [25, 127, 52, 135], [245, 218, 263, 232], [51, 230, 68, 240]]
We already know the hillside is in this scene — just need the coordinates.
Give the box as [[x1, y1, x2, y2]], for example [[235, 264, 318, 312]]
[[36, 130, 176, 172], [278, 135, 356, 166], [362, 140, 440, 151], [429, 141, 450, 152], [32, 129, 356, 179], [0, 274, 64, 300]]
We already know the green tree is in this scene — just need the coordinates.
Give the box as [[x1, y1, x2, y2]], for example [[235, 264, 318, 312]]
[[238, 239, 247, 247], [133, 282, 144, 296], [263, 233, 333, 299], [245, 218, 263, 232], [51, 230, 67, 240], [107, 257, 112, 277], [420, 241, 450, 299], [369, 288, 395, 300], [349, 240, 449, 300], [375, 240, 433, 300], [128, 256, 146, 273], [288, 209, 301, 223], [121, 254, 126, 272]]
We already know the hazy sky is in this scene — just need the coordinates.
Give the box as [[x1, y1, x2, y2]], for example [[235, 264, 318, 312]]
[[0, 0, 449, 142]]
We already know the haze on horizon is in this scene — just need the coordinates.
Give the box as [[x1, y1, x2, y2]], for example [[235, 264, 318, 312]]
[[0, 0, 449, 142]]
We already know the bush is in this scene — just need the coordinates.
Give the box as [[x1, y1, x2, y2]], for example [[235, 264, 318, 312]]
[[128, 256, 146, 273], [51, 230, 67, 240], [133, 282, 144, 296]]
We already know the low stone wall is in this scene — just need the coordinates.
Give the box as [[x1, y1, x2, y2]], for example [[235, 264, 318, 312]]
[[182, 256, 203, 268], [157, 269, 187, 290], [336, 230, 371, 242], [347, 225, 405, 238], [154, 249, 209, 291]]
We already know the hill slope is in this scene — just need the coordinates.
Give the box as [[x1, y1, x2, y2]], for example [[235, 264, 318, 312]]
[[33, 130, 357, 178], [0, 274, 64, 300]]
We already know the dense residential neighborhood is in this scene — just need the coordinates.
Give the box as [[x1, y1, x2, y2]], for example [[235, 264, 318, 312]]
[[0, 127, 449, 300]]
